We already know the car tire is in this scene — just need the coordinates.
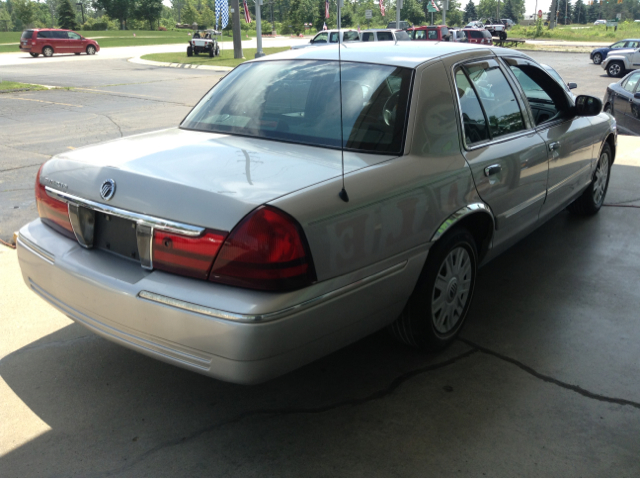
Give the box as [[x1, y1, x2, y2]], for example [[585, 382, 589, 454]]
[[215, 45, 220, 56], [209, 48, 214, 57], [86, 45, 96, 55], [568, 143, 612, 215], [592, 52, 602, 64], [499, 31, 507, 41], [29, 52, 39, 57], [187, 46, 192, 57], [389, 228, 477, 350], [607, 61, 624, 77], [42, 46, 53, 57], [75, 52, 81, 55]]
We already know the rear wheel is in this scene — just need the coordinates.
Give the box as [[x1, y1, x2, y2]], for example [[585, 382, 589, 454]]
[[607, 61, 624, 77], [42, 46, 53, 57], [86, 45, 96, 55], [568, 143, 612, 215], [592, 52, 602, 64], [29, 52, 39, 57], [389, 228, 477, 350], [187, 46, 192, 57], [499, 31, 507, 41], [209, 47, 214, 57]]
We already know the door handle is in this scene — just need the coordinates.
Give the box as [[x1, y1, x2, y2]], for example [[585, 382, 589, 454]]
[[549, 142, 560, 151], [484, 164, 502, 176]]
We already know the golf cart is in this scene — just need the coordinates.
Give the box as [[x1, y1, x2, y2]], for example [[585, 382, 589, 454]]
[[187, 29, 221, 57]]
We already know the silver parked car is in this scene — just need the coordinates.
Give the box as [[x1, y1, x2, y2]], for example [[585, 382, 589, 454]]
[[18, 43, 616, 384]]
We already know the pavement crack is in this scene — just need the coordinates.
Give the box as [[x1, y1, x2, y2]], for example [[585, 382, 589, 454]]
[[101, 114, 123, 137], [0, 163, 45, 173], [459, 339, 640, 411], [101, 347, 479, 476]]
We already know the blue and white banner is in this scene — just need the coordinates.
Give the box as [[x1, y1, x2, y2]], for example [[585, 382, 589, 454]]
[[215, 0, 229, 30]]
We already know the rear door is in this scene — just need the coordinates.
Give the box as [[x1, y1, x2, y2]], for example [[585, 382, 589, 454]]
[[453, 58, 549, 248], [52, 31, 70, 53], [616, 71, 640, 132]]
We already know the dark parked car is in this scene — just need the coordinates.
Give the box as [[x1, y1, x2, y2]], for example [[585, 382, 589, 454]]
[[604, 70, 640, 135], [590, 39, 640, 65], [20, 28, 100, 57]]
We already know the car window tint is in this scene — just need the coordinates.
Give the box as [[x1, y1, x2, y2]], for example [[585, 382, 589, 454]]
[[68, 32, 81, 40], [54, 31, 69, 39], [182, 60, 413, 155], [623, 72, 640, 92], [428, 30, 438, 39], [344, 31, 359, 41], [314, 32, 328, 43], [329, 32, 338, 42], [36, 31, 51, 38], [454, 69, 490, 145], [22, 30, 34, 39], [626, 41, 640, 48], [464, 64, 525, 138], [362, 32, 374, 42], [395, 31, 411, 41], [611, 41, 625, 48], [415, 30, 426, 39], [508, 63, 570, 126], [377, 32, 393, 41]]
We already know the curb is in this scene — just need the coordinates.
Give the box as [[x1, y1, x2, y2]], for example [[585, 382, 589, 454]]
[[128, 55, 234, 72]]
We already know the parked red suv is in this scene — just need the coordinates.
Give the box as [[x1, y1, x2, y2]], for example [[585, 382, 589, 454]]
[[20, 29, 100, 57], [461, 28, 493, 45], [407, 25, 450, 41]]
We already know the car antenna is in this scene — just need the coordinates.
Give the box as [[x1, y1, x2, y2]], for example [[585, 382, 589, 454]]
[[337, 0, 349, 203]]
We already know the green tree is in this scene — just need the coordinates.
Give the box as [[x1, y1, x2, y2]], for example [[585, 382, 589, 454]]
[[501, 0, 515, 20], [91, 0, 132, 29], [13, 0, 35, 27], [181, 0, 198, 24], [135, 0, 162, 28], [57, 0, 78, 28], [572, 0, 586, 23], [287, 0, 304, 33], [463, 0, 476, 22], [477, 0, 496, 18], [171, 0, 184, 22], [0, 4, 13, 30], [199, 4, 214, 26], [556, 0, 572, 24]]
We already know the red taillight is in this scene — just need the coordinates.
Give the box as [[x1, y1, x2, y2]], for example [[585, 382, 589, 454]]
[[209, 206, 316, 291], [35, 164, 75, 240], [152, 230, 226, 280]]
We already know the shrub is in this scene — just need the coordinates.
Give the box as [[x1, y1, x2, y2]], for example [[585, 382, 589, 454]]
[[158, 26, 167, 31]]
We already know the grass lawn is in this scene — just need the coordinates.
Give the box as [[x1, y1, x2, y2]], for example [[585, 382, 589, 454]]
[[0, 30, 255, 53], [509, 22, 640, 42], [0, 81, 48, 91], [141, 47, 290, 67]]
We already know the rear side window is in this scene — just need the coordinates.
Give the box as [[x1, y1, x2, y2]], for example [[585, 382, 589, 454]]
[[37, 31, 51, 38], [455, 62, 526, 145], [626, 41, 640, 49], [21, 30, 34, 40], [329, 32, 339, 43], [53, 31, 69, 39], [414, 30, 426, 40], [343, 31, 359, 41], [623, 72, 640, 93], [427, 30, 438, 39], [362, 32, 374, 42], [377, 31, 393, 41]]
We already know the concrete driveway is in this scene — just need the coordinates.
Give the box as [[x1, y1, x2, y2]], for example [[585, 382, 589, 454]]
[[1, 49, 640, 476]]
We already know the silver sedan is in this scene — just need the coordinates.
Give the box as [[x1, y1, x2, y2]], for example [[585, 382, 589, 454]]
[[18, 42, 616, 384]]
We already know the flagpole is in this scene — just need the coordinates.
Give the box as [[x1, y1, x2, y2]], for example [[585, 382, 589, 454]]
[[255, 0, 264, 57]]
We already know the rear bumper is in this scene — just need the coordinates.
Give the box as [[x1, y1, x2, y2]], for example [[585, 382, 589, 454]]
[[17, 220, 426, 384]]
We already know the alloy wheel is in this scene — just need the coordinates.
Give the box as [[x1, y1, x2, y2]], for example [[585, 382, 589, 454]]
[[431, 246, 473, 335], [593, 53, 602, 64], [593, 151, 610, 206], [609, 63, 621, 77]]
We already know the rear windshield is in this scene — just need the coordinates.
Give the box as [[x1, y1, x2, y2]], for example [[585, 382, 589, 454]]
[[21, 30, 33, 39], [181, 60, 413, 155], [467, 30, 482, 38]]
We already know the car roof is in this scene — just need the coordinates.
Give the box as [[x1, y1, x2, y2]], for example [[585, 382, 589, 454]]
[[408, 25, 448, 30], [362, 29, 401, 32], [251, 42, 502, 69]]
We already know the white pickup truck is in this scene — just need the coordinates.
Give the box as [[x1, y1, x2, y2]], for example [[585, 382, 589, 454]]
[[602, 46, 640, 77], [466, 18, 508, 40]]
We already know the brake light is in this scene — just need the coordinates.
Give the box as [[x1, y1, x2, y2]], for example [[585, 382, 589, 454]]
[[152, 230, 226, 280], [35, 164, 75, 240], [209, 206, 316, 291]]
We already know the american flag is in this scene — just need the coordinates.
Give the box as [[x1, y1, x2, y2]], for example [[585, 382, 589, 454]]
[[215, 0, 229, 30], [325, 0, 329, 19], [243, 0, 251, 23], [379, 0, 385, 16], [428, 0, 439, 11]]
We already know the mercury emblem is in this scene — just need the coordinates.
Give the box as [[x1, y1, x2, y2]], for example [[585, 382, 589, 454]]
[[100, 179, 116, 201]]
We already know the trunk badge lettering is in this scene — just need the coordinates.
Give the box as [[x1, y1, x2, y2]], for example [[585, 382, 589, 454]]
[[43, 177, 68, 191], [100, 179, 116, 201]]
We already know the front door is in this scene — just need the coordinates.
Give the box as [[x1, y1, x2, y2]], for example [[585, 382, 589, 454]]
[[453, 59, 549, 248], [67, 31, 84, 53], [505, 57, 595, 218]]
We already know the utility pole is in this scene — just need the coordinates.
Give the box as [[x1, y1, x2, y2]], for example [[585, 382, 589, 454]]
[[76, 2, 85, 24], [231, 0, 243, 58], [564, 0, 568, 24], [255, 0, 264, 57], [442, 0, 447, 24], [396, 0, 402, 28]]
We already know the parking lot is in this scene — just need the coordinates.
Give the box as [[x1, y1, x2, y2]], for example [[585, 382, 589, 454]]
[[1, 48, 640, 476]]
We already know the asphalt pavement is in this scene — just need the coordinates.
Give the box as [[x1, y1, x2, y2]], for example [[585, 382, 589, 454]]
[[1, 47, 639, 476]]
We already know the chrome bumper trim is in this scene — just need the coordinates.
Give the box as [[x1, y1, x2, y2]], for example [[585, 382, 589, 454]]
[[45, 187, 205, 237], [17, 234, 55, 265], [139, 261, 407, 323]]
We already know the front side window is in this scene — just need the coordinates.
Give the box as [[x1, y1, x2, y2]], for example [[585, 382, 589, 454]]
[[344, 31, 359, 41], [313, 32, 328, 43], [623, 72, 640, 92], [427, 30, 438, 39], [508, 62, 571, 126], [610, 41, 625, 49], [182, 60, 413, 155], [68, 32, 81, 40], [414, 30, 426, 40], [377, 31, 393, 41]]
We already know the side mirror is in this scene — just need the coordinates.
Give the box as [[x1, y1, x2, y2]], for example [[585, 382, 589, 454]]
[[575, 95, 602, 116], [567, 82, 578, 90], [634, 92, 640, 100]]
